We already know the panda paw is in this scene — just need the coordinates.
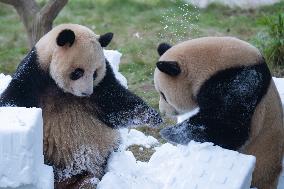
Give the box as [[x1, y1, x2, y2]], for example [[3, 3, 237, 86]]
[[160, 122, 192, 145], [143, 107, 163, 128]]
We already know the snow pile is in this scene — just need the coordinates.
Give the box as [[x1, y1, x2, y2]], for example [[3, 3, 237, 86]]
[[104, 50, 128, 88], [119, 128, 159, 150], [0, 107, 53, 189], [0, 73, 11, 94], [186, 0, 280, 9], [98, 129, 256, 189]]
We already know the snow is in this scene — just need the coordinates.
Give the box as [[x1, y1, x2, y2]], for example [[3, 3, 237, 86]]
[[104, 50, 128, 88], [0, 107, 53, 189], [0, 74, 11, 95], [186, 0, 280, 9], [119, 128, 159, 150], [98, 130, 256, 189]]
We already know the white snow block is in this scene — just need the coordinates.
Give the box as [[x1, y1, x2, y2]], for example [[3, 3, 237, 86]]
[[0, 107, 53, 189], [104, 50, 128, 88], [98, 141, 256, 189]]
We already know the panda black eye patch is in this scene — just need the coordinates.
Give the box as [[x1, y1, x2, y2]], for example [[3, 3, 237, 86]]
[[70, 68, 84, 80], [93, 71, 97, 80], [160, 92, 168, 102]]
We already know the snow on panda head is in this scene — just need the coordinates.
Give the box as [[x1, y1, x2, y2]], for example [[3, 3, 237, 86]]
[[154, 37, 262, 117], [35, 24, 113, 97]]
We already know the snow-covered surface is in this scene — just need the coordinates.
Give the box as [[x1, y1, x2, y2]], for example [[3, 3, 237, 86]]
[[98, 129, 256, 189], [0, 107, 53, 189], [186, 0, 280, 9], [119, 128, 159, 150], [104, 49, 128, 88]]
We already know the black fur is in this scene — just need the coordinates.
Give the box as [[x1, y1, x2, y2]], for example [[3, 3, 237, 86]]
[[56, 29, 75, 47], [156, 61, 181, 76], [0, 48, 51, 107], [91, 60, 162, 128], [98, 33, 113, 47], [160, 60, 271, 150], [157, 43, 172, 56]]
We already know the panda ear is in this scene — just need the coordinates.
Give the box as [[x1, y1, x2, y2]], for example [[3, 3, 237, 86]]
[[157, 43, 172, 56], [99, 32, 113, 47], [56, 29, 75, 47], [156, 61, 181, 76]]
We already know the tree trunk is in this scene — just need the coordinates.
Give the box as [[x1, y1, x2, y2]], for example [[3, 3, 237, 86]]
[[0, 0, 68, 48]]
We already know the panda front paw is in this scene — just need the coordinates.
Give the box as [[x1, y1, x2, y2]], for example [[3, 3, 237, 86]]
[[143, 107, 163, 128], [160, 121, 193, 145]]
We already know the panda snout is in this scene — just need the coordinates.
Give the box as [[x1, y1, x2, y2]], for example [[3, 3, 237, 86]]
[[81, 89, 93, 96]]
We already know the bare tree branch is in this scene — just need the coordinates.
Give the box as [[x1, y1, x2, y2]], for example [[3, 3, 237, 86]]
[[0, 0, 20, 6], [40, 0, 68, 24], [0, 0, 68, 48]]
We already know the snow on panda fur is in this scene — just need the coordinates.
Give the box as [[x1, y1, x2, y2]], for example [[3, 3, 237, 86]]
[[154, 37, 284, 189], [0, 24, 162, 189]]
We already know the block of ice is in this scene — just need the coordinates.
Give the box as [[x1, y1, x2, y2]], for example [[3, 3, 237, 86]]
[[98, 139, 256, 189], [0, 107, 53, 189]]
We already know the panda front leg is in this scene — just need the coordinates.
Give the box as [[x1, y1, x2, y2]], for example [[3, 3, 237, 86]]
[[160, 112, 250, 151]]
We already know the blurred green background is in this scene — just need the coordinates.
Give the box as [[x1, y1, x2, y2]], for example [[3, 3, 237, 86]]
[[0, 0, 284, 110]]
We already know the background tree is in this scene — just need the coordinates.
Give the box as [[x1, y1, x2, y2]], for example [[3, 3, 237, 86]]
[[0, 0, 68, 48]]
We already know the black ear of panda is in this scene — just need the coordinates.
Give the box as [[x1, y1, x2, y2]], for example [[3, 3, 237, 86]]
[[156, 61, 181, 76], [99, 32, 113, 47], [56, 29, 75, 47], [157, 43, 172, 56]]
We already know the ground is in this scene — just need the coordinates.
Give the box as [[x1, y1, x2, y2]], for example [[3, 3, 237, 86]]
[[0, 0, 284, 160]]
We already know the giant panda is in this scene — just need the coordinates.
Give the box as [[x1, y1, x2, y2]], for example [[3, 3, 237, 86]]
[[0, 24, 162, 189], [154, 37, 284, 189]]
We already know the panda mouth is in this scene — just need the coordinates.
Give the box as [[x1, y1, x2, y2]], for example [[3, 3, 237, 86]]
[[81, 92, 90, 97]]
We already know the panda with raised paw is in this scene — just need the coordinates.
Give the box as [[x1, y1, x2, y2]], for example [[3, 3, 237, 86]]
[[0, 24, 162, 189], [154, 37, 284, 189]]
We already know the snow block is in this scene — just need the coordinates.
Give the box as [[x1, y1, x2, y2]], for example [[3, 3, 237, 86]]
[[104, 50, 128, 88], [0, 107, 53, 189], [98, 141, 256, 189]]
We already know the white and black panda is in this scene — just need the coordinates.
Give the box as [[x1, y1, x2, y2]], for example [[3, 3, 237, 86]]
[[0, 24, 162, 189], [154, 37, 284, 189]]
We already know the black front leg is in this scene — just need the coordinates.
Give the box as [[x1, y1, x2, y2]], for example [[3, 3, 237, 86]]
[[91, 60, 162, 128], [160, 112, 250, 150]]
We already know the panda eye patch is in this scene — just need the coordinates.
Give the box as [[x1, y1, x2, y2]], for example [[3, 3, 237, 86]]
[[70, 68, 84, 80], [160, 92, 167, 102], [93, 71, 97, 80]]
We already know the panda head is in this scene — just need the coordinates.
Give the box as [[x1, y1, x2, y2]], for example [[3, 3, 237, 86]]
[[35, 24, 113, 97], [154, 42, 197, 117], [154, 37, 262, 117]]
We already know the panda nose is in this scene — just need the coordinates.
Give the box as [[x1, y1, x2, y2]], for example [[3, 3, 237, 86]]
[[81, 89, 93, 96]]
